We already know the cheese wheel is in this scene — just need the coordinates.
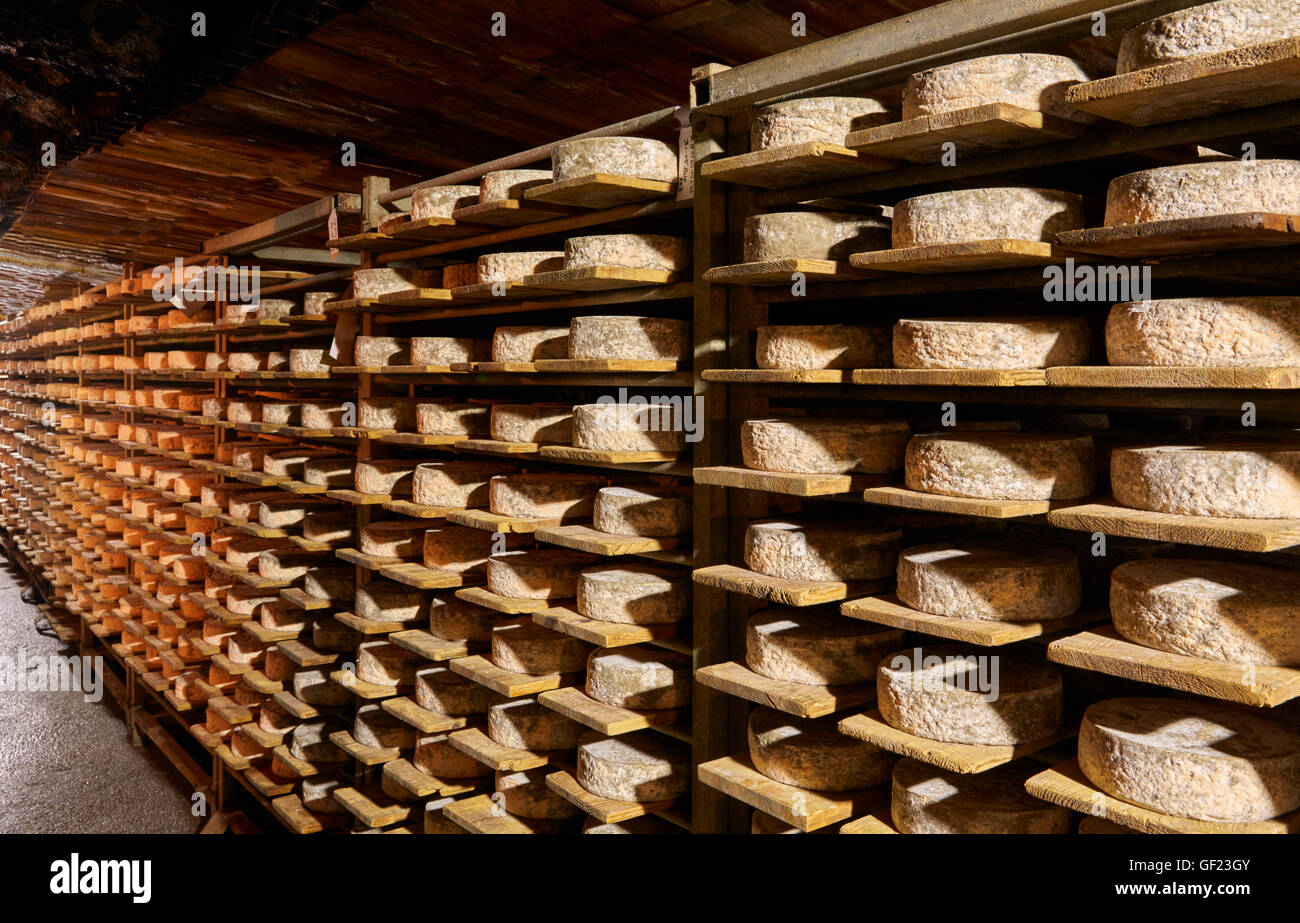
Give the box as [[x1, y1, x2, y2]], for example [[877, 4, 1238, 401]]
[[743, 211, 891, 262], [1112, 443, 1300, 518], [412, 460, 514, 508], [301, 774, 349, 815], [897, 542, 1082, 622], [301, 402, 348, 429], [877, 644, 1063, 745], [586, 646, 690, 710], [749, 707, 892, 791], [477, 251, 563, 284], [359, 519, 430, 558], [576, 564, 689, 624], [429, 597, 498, 642], [357, 639, 423, 686], [356, 581, 429, 622], [354, 703, 417, 750], [255, 298, 296, 320], [571, 402, 685, 452], [746, 608, 902, 685], [355, 459, 423, 496], [905, 432, 1096, 500], [411, 336, 489, 366], [410, 184, 480, 218], [592, 485, 690, 537], [360, 397, 417, 431], [552, 137, 677, 182], [1111, 558, 1300, 665], [568, 315, 690, 361], [226, 535, 295, 567], [903, 54, 1093, 122], [414, 732, 490, 778], [893, 187, 1084, 247], [491, 326, 569, 362], [262, 448, 328, 477], [290, 716, 348, 760], [302, 567, 354, 601], [490, 403, 572, 444], [290, 348, 329, 373], [303, 455, 356, 487], [200, 397, 229, 419], [226, 585, 279, 616], [495, 768, 580, 819], [891, 758, 1071, 834], [491, 617, 592, 674], [226, 352, 270, 372], [755, 324, 891, 370], [488, 696, 585, 750], [261, 600, 308, 633], [353, 336, 409, 367], [226, 401, 262, 423], [751, 96, 894, 149], [1105, 161, 1300, 226], [1106, 297, 1300, 367], [564, 235, 688, 271], [165, 350, 206, 370], [422, 797, 468, 834], [258, 549, 321, 581], [422, 523, 521, 573], [301, 509, 356, 544], [742, 417, 910, 475], [486, 548, 597, 599], [576, 731, 689, 802], [1079, 697, 1300, 822], [259, 496, 331, 528], [440, 263, 479, 288], [1117, 0, 1300, 73], [415, 665, 494, 715], [353, 268, 440, 299], [204, 353, 228, 372], [488, 472, 603, 519], [893, 317, 1090, 369], [744, 519, 900, 582], [416, 402, 489, 437]]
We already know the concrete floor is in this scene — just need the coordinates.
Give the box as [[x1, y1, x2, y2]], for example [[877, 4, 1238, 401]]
[[0, 563, 198, 833]]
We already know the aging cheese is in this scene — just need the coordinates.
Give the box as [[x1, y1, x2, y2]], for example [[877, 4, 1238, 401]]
[[576, 731, 689, 802], [359, 519, 431, 558], [488, 472, 603, 519], [904, 432, 1096, 500], [897, 542, 1082, 621], [359, 397, 418, 431], [353, 268, 441, 299], [1079, 697, 1300, 822], [354, 704, 417, 750], [429, 597, 498, 642], [749, 707, 892, 791], [743, 211, 891, 262], [414, 732, 491, 778], [568, 315, 690, 361], [755, 324, 891, 370], [290, 716, 348, 760], [410, 184, 480, 218], [490, 403, 573, 444], [744, 519, 900, 582], [496, 768, 580, 819], [411, 336, 489, 366], [302, 567, 355, 602], [492, 325, 569, 362], [262, 448, 329, 477], [576, 564, 690, 624], [582, 815, 682, 834], [301, 774, 349, 815], [289, 348, 330, 373], [355, 459, 423, 496], [893, 317, 1090, 369], [746, 608, 902, 685], [564, 235, 689, 271], [300, 402, 348, 430], [592, 485, 690, 537], [586, 646, 691, 710], [486, 549, 597, 599], [440, 263, 479, 288], [415, 665, 494, 716], [891, 758, 1071, 834], [357, 639, 423, 686], [353, 336, 409, 367], [1111, 443, 1300, 519], [551, 137, 677, 183], [1117, 0, 1300, 73], [416, 402, 489, 437], [741, 417, 910, 475], [491, 617, 592, 675], [893, 187, 1084, 247], [355, 581, 429, 622], [1106, 297, 1300, 367], [1105, 161, 1300, 226], [423, 524, 525, 573], [479, 170, 551, 201], [477, 251, 563, 283], [751, 96, 894, 149], [903, 54, 1093, 122], [571, 402, 686, 452], [303, 455, 356, 487], [488, 696, 585, 751]]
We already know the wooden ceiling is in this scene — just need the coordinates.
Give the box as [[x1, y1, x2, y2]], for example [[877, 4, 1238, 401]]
[[1, 0, 958, 311]]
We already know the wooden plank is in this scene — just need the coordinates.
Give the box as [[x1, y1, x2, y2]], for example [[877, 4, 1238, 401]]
[[538, 445, 682, 465], [521, 266, 686, 292], [449, 727, 552, 771], [1056, 213, 1300, 257], [270, 794, 326, 834], [206, 194, 357, 255], [524, 174, 675, 209], [380, 499, 457, 518], [538, 687, 680, 736], [692, 563, 887, 607], [545, 769, 673, 822], [532, 524, 678, 556], [862, 485, 1057, 519], [695, 660, 873, 718], [849, 239, 1067, 273], [388, 629, 473, 661], [700, 368, 846, 384], [851, 367, 1046, 386], [1047, 625, 1300, 707], [451, 198, 575, 226], [836, 709, 1077, 773], [443, 793, 561, 834], [328, 729, 400, 765], [1025, 758, 1300, 835], [382, 758, 478, 799], [381, 696, 469, 733], [699, 141, 895, 188], [702, 259, 875, 285], [450, 655, 572, 697], [333, 786, 412, 828], [334, 610, 425, 635], [532, 358, 680, 373], [846, 103, 1085, 161], [1045, 366, 1300, 389], [375, 289, 455, 307], [532, 605, 679, 648], [330, 669, 401, 700], [697, 755, 883, 832], [378, 433, 466, 447], [839, 812, 898, 834], [447, 509, 560, 533], [454, 586, 551, 614], [842, 594, 1106, 647], [694, 465, 883, 496], [454, 438, 538, 455], [1045, 497, 1300, 552], [375, 215, 465, 241], [377, 561, 468, 590]]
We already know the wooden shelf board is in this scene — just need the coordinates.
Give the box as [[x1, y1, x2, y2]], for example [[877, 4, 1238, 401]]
[[324, 489, 389, 505], [375, 289, 456, 307], [450, 654, 573, 697], [700, 368, 846, 384], [862, 485, 1059, 519], [698, 755, 884, 832], [454, 586, 551, 614], [693, 465, 883, 496], [377, 561, 468, 590], [447, 509, 561, 533], [449, 280, 564, 302], [836, 709, 1077, 773], [276, 638, 337, 667], [702, 259, 875, 285], [531, 605, 679, 648], [842, 594, 1106, 647], [545, 769, 673, 822], [451, 197, 575, 226], [380, 696, 469, 733], [376, 215, 464, 241], [380, 499, 458, 519], [450, 726, 552, 771], [1044, 497, 1300, 553], [333, 610, 424, 635], [333, 785, 412, 828], [537, 686, 680, 736], [1044, 365, 1300, 389], [532, 357, 681, 373], [521, 266, 686, 292], [533, 524, 678, 556], [692, 563, 886, 607], [453, 438, 537, 455], [524, 173, 675, 208], [325, 232, 407, 253], [329, 668, 401, 700], [443, 793, 560, 834], [695, 660, 873, 718], [699, 141, 895, 188], [849, 239, 1066, 273], [328, 729, 400, 765], [1056, 212, 1300, 258], [839, 811, 898, 834], [538, 446, 682, 464], [270, 794, 331, 834], [377, 433, 466, 447], [278, 587, 332, 611], [845, 103, 1086, 161], [381, 757, 479, 799], [387, 628, 473, 662], [851, 367, 1046, 386]]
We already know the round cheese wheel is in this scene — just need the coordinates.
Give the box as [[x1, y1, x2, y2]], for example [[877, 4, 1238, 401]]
[[576, 564, 690, 624], [568, 315, 690, 361], [415, 666, 494, 715], [744, 519, 900, 582], [410, 184, 479, 218], [877, 643, 1063, 745], [755, 324, 891, 370], [411, 336, 489, 366], [896, 542, 1082, 622], [586, 646, 691, 710], [415, 402, 490, 437], [1105, 161, 1300, 226], [359, 519, 430, 558], [905, 432, 1096, 500], [353, 268, 440, 299], [423, 524, 517, 573], [489, 472, 603, 519], [359, 397, 418, 431], [414, 731, 491, 778], [903, 53, 1093, 122], [571, 403, 685, 452], [893, 317, 1090, 369], [289, 348, 329, 373], [479, 170, 550, 201], [1111, 558, 1300, 666], [355, 459, 422, 496], [290, 716, 348, 761], [496, 768, 580, 819], [552, 137, 677, 183], [750, 96, 894, 149], [1112, 443, 1300, 518], [356, 581, 429, 622], [477, 251, 563, 283], [748, 707, 892, 791], [893, 187, 1084, 247], [357, 639, 423, 686], [891, 758, 1071, 834], [489, 403, 573, 444], [1079, 697, 1300, 822], [412, 460, 514, 508], [491, 617, 592, 674], [492, 325, 569, 362], [576, 731, 689, 802], [293, 668, 352, 706], [301, 774, 349, 815], [741, 417, 910, 475], [746, 608, 902, 685], [301, 403, 348, 430], [488, 696, 585, 750], [1106, 297, 1300, 367], [592, 485, 690, 537], [485, 548, 596, 599], [564, 235, 688, 271], [303, 566, 354, 601], [354, 336, 410, 367], [430, 597, 498, 643], [354, 703, 417, 750], [303, 456, 356, 487], [743, 211, 891, 262], [1117, 0, 1300, 73], [423, 797, 467, 834]]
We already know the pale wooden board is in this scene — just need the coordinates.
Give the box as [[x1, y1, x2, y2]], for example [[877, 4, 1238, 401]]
[[454, 586, 551, 614], [454, 438, 537, 455], [698, 755, 886, 831], [702, 258, 875, 285], [382, 757, 479, 799], [449, 726, 552, 771], [325, 232, 406, 253], [524, 173, 675, 208], [1025, 758, 1300, 834], [533, 524, 678, 556], [842, 594, 1107, 647], [1047, 625, 1300, 707], [328, 729, 400, 765], [381, 499, 457, 518], [447, 509, 560, 533], [375, 288, 455, 307], [451, 198, 575, 226], [693, 465, 880, 496], [278, 587, 331, 610], [836, 710, 1077, 773], [699, 141, 895, 188], [862, 485, 1056, 518], [377, 561, 468, 590], [323, 488, 388, 505], [329, 669, 401, 700], [388, 629, 473, 661], [537, 686, 679, 736], [1065, 38, 1300, 126], [381, 696, 469, 733], [451, 361, 536, 373], [545, 769, 674, 822], [845, 103, 1085, 161], [839, 811, 899, 834], [335, 547, 401, 570], [270, 794, 330, 834], [1045, 365, 1300, 389], [532, 358, 681, 373], [334, 610, 425, 635], [444, 793, 561, 834], [531, 605, 680, 648], [695, 660, 873, 718], [849, 239, 1066, 273], [700, 368, 847, 383], [538, 445, 681, 464], [375, 214, 462, 241], [1056, 213, 1300, 257], [851, 367, 1046, 386], [450, 654, 571, 697], [521, 266, 686, 292], [378, 433, 466, 447], [276, 638, 337, 667], [1044, 497, 1300, 553], [693, 563, 890, 607], [333, 786, 412, 828], [450, 280, 563, 302]]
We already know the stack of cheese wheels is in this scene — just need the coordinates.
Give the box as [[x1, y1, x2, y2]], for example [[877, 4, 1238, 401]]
[[357, 639, 422, 687], [488, 695, 585, 751], [748, 707, 893, 791], [745, 607, 902, 686], [755, 324, 890, 370], [353, 335, 409, 367], [416, 401, 489, 437], [477, 250, 563, 283], [1110, 558, 1300, 665], [1107, 297, 1300, 367], [480, 169, 551, 201], [489, 471, 603, 520], [877, 643, 1063, 745], [903, 53, 1093, 122], [741, 417, 910, 474], [1105, 160, 1300, 227], [576, 563, 689, 624], [564, 235, 688, 272], [416, 664, 493, 718], [1079, 697, 1300, 822], [893, 187, 1084, 248], [1117, 0, 1300, 74], [896, 542, 1082, 621], [891, 758, 1071, 834], [904, 432, 1095, 500], [750, 96, 894, 149], [586, 646, 690, 710], [352, 267, 440, 299], [551, 136, 677, 183], [355, 580, 429, 622], [412, 459, 514, 508], [744, 519, 900, 582], [567, 315, 690, 361], [428, 596, 497, 644], [576, 730, 689, 802], [743, 210, 891, 262], [571, 402, 686, 453], [592, 484, 689, 536], [495, 768, 580, 822], [490, 403, 572, 444], [893, 316, 1090, 369], [491, 617, 592, 675], [492, 325, 568, 361], [485, 548, 597, 599], [411, 336, 489, 366], [1111, 442, 1300, 518], [423, 523, 528, 573], [410, 183, 479, 217]]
